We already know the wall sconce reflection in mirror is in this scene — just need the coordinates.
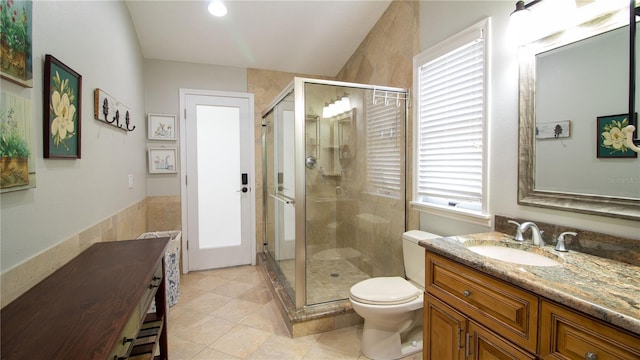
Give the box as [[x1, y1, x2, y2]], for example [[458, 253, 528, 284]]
[[93, 88, 135, 132]]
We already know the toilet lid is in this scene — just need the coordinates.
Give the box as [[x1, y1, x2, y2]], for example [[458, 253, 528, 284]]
[[350, 277, 421, 305]]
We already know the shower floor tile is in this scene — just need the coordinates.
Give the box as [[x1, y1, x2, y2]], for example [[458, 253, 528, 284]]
[[277, 258, 370, 304]]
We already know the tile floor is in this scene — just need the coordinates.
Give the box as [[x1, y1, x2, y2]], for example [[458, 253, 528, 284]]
[[167, 264, 422, 360]]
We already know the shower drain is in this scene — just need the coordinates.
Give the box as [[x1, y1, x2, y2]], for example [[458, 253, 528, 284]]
[[330, 273, 340, 277]]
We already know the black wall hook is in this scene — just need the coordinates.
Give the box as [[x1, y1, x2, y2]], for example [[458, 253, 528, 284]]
[[94, 89, 136, 132], [125, 111, 135, 131]]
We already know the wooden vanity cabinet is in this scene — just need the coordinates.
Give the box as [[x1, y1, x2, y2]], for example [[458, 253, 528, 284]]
[[424, 251, 640, 360], [425, 252, 538, 353], [539, 300, 640, 360]]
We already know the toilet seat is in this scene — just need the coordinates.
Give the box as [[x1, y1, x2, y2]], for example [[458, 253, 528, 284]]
[[350, 277, 421, 305]]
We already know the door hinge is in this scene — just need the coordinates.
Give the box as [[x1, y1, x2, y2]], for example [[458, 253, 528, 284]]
[[184, 108, 187, 119], [185, 175, 187, 185], [457, 327, 463, 350], [186, 240, 189, 251]]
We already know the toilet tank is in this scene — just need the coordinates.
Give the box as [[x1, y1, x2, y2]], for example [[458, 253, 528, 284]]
[[403, 230, 442, 289]]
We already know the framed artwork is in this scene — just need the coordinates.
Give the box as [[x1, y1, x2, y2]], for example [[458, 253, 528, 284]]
[[0, 0, 33, 87], [148, 147, 177, 174], [43, 54, 81, 159], [148, 113, 176, 140], [597, 113, 637, 159], [0, 91, 36, 193]]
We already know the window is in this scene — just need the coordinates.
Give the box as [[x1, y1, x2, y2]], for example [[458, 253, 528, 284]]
[[413, 19, 490, 224], [365, 90, 404, 199]]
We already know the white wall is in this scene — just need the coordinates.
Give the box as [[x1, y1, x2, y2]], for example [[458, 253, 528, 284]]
[[419, 1, 639, 240], [143, 59, 247, 196], [0, 1, 146, 272]]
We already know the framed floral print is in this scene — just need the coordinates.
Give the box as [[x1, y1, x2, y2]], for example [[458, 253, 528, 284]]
[[43, 54, 81, 159], [147, 113, 176, 140], [0, 91, 36, 193], [148, 147, 177, 174], [0, 0, 33, 87], [597, 113, 637, 159]]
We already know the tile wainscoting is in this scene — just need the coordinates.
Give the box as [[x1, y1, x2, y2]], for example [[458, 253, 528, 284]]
[[1, 196, 181, 307]]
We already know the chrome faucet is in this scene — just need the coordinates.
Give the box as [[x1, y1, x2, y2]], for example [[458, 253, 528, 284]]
[[507, 220, 525, 241], [555, 232, 577, 252], [517, 222, 545, 246]]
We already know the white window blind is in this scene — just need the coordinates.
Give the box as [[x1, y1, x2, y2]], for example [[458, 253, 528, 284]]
[[365, 91, 403, 198], [416, 23, 486, 213]]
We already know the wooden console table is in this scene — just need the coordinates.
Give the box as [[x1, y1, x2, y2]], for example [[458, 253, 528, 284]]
[[1, 237, 170, 360]]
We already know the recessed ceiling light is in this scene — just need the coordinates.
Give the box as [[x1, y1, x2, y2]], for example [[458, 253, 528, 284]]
[[208, 1, 227, 17]]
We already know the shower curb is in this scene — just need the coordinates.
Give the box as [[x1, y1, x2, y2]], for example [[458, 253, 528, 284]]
[[257, 253, 363, 337]]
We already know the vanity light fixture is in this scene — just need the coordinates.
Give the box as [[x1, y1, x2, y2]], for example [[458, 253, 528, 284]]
[[322, 95, 351, 118], [510, 0, 533, 22], [208, 0, 227, 17], [509, 0, 542, 44]]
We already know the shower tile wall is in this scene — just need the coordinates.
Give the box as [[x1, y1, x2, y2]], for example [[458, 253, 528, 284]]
[[250, 1, 419, 307], [334, 0, 420, 277]]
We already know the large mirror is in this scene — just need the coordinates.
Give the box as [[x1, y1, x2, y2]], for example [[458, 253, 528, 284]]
[[518, 4, 640, 220]]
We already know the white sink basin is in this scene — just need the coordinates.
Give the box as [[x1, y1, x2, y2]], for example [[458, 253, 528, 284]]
[[466, 246, 561, 267]]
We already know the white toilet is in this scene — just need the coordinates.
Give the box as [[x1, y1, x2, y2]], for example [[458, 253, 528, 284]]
[[349, 230, 441, 360]]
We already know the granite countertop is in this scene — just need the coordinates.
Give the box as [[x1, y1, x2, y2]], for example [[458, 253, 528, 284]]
[[419, 231, 640, 336]]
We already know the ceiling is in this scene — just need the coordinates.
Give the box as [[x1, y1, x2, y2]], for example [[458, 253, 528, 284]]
[[125, 0, 392, 77]]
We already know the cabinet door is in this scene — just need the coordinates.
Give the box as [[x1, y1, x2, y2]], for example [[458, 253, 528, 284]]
[[425, 294, 466, 360], [426, 253, 538, 353], [539, 300, 640, 360], [468, 321, 537, 360]]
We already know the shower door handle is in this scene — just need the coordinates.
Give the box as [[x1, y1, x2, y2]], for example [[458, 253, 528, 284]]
[[305, 156, 317, 169], [270, 193, 295, 205]]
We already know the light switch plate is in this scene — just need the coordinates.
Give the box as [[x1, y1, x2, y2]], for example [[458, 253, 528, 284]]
[[128, 174, 134, 189]]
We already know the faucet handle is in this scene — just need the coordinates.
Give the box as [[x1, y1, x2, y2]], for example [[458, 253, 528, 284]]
[[507, 220, 524, 241], [555, 232, 577, 252]]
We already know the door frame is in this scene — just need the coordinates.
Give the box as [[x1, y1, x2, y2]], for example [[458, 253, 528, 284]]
[[179, 88, 256, 274]]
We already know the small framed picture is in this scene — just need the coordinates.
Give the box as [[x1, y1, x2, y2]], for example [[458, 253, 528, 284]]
[[596, 113, 637, 159], [148, 113, 176, 140], [148, 147, 177, 174], [43, 54, 82, 159]]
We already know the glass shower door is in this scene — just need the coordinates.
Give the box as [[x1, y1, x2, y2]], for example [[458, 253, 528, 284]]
[[264, 92, 296, 303]]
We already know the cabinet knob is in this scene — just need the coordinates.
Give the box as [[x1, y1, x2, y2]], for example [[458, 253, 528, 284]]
[[585, 352, 597, 360], [463, 290, 471, 297]]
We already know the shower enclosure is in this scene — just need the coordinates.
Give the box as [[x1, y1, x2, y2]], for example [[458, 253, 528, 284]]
[[262, 78, 408, 309]]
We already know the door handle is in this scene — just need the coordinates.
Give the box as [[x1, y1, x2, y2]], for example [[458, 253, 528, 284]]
[[270, 193, 295, 204], [237, 187, 249, 193]]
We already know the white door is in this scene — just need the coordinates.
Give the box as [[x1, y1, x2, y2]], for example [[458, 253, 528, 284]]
[[181, 89, 255, 272]]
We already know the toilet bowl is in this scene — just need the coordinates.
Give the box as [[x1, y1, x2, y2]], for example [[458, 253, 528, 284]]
[[349, 230, 441, 360]]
